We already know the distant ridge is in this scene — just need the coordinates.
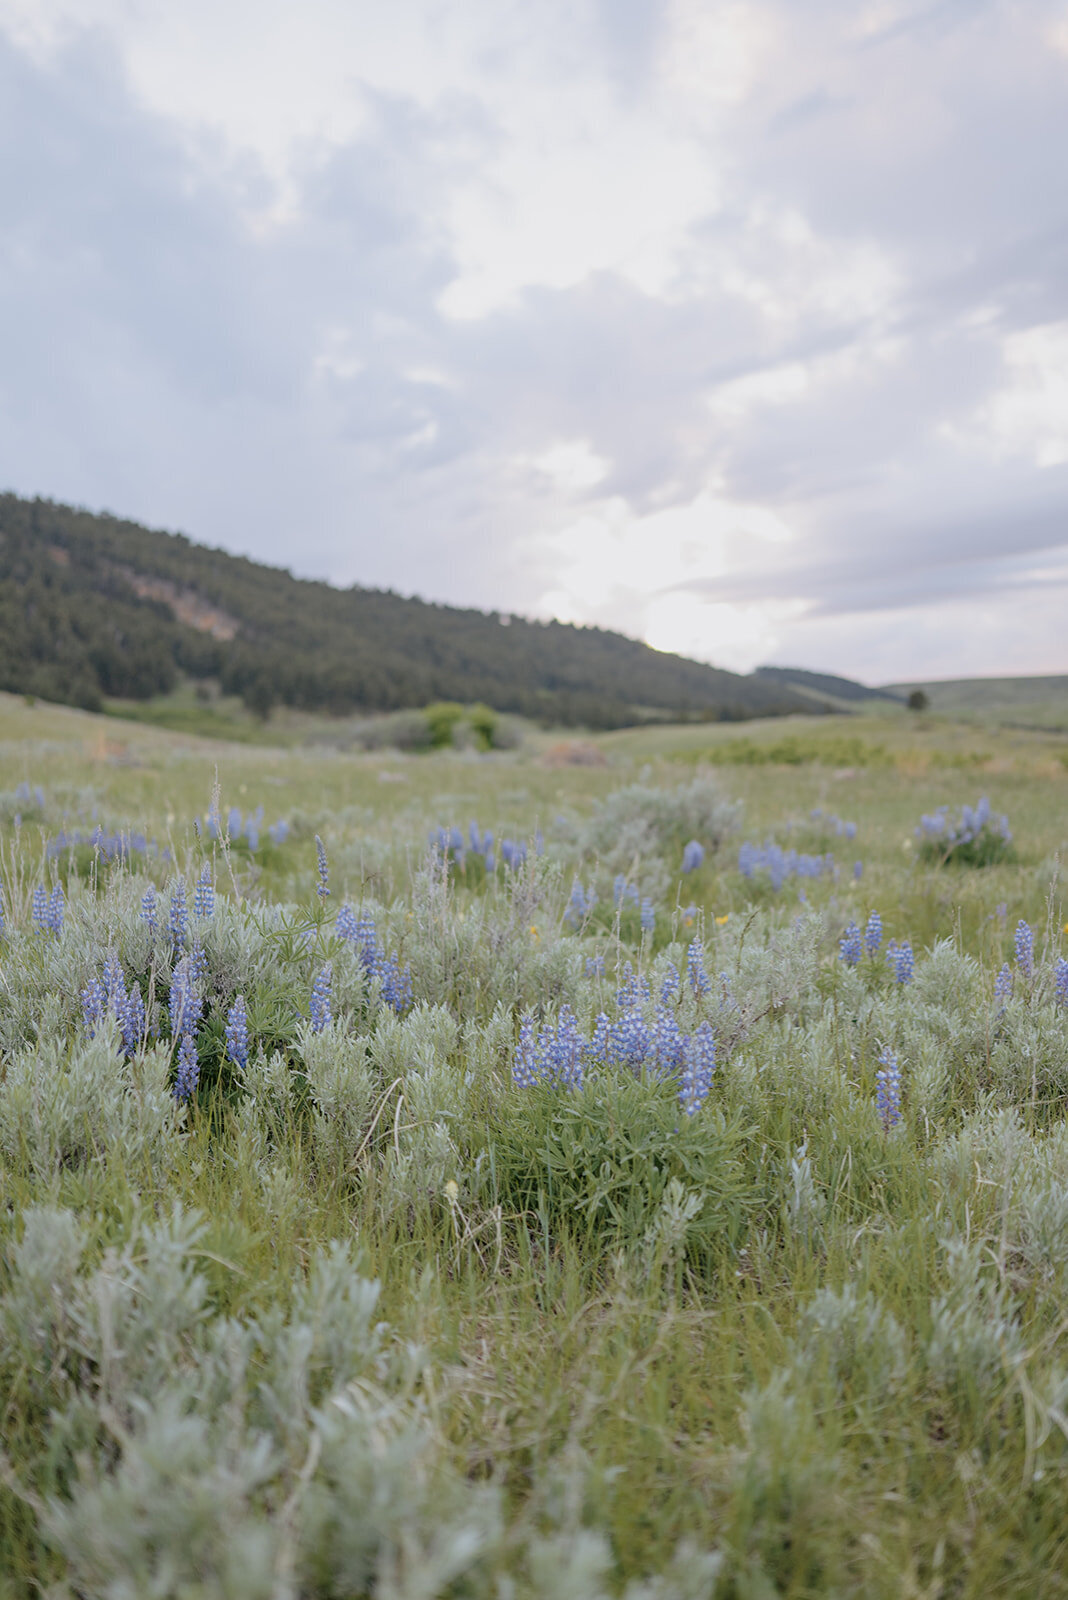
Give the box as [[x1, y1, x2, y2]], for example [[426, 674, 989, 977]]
[[0, 494, 819, 728], [755, 665, 903, 706]]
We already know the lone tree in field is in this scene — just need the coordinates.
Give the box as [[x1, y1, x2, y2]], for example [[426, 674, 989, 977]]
[[907, 689, 929, 712]]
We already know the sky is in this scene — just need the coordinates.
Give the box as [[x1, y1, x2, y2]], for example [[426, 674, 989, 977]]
[[1, 0, 1067, 683]]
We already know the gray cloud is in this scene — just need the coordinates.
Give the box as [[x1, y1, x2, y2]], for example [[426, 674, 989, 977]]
[[0, 2, 1066, 677]]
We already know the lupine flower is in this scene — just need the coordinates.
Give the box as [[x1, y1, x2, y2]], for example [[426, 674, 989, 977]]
[[615, 963, 651, 1009], [838, 922, 862, 967], [168, 877, 188, 945], [660, 963, 681, 1003], [893, 941, 914, 984], [864, 910, 882, 956], [613, 874, 640, 907], [310, 963, 333, 1032], [268, 819, 289, 845], [686, 940, 711, 997], [1014, 920, 1034, 979], [226, 806, 242, 838], [193, 865, 214, 918], [875, 1046, 902, 1129], [513, 1014, 541, 1087], [853, 860, 864, 881], [587, 1011, 612, 1066], [31, 885, 48, 932], [682, 840, 704, 874], [544, 1004, 584, 1088], [121, 986, 145, 1054], [994, 963, 1013, 1008], [141, 886, 158, 931], [81, 976, 106, 1035], [102, 951, 127, 1014], [225, 995, 249, 1069], [375, 953, 413, 1014], [614, 1007, 653, 1075], [169, 957, 202, 1037], [564, 879, 596, 928], [652, 1009, 686, 1080], [315, 836, 330, 898], [585, 955, 606, 978], [187, 943, 208, 991], [1055, 958, 1068, 1007], [46, 883, 65, 936], [679, 1023, 716, 1116], [738, 840, 834, 891], [174, 1031, 200, 1101], [640, 897, 655, 934]]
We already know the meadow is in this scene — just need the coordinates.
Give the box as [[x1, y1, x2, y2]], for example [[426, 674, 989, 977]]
[[1, 692, 1068, 1598]]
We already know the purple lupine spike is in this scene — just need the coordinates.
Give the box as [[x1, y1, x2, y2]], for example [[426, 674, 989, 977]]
[[225, 995, 249, 1069], [174, 1031, 200, 1101]]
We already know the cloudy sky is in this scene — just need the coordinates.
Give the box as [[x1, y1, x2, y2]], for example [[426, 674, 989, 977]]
[[2, 0, 1067, 682]]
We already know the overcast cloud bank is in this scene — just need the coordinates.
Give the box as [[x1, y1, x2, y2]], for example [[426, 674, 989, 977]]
[[1, 0, 1066, 679]]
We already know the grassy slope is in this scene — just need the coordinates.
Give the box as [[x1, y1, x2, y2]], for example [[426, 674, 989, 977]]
[[887, 674, 1068, 731], [3, 696, 1068, 1595]]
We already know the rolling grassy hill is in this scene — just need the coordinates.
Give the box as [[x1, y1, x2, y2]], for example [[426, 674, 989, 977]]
[[888, 675, 1068, 732], [0, 493, 817, 730]]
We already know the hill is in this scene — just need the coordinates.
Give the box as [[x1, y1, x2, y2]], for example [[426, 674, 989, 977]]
[[886, 674, 1068, 733], [0, 494, 817, 728], [755, 664, 903, 707]]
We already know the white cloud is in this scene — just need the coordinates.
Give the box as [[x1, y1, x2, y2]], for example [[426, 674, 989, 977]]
[[1, 0, 1067, 684], [982, 321, 1068, 468]]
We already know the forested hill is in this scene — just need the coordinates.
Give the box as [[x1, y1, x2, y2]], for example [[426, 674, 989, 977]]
[[1, 494, 817, 727]]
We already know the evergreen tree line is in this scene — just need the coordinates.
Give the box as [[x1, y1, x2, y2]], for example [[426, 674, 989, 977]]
[[0, 494, 816, 726]]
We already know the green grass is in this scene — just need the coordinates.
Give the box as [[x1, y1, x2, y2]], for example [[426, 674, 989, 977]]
[[2, 694, 1068, 1596]]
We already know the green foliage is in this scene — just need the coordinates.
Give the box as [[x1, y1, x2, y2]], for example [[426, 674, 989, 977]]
[[424, 700, 467, 747]]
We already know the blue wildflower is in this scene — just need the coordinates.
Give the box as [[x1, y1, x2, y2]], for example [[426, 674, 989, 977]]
[[187, 943, 208, 991], [640, 897, 655, 934], [686, 940, 711, 997], [659, 962, 681, 1003], [614, 1007, 652, 1075], [864, 910, 882, 956], [994, 963, 1013, 1008], [81, 976, 106, 1035], [585, 955, 606, 978], [838, 922, 862, 967], [225, 995, 249, 1069], [46, 883, 65, 936], [168, 878, 188, 945], [853, 860, 863, 881], [168, 957, 202, 1037], [652, 1009, 686, 1080], [679, 1023, 716, 1117], [1055, 957, 1068, 1007], [513, 1014, 541, 1087], [102, 951, 127, 1014], [193, 865, 214, 918], [140, 887, 158, 931], [121, 986, 145, 1054], [1014, 919, 1034, 980], [682, 840, 704, 874], [893, 941, 914, 985], [315, 836, 330, 899], [310, 963, 333, 1032], [174, 1031, 200, 1102], [875, 1046, 902, 1129], [586, 1011, 613, 1066]]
